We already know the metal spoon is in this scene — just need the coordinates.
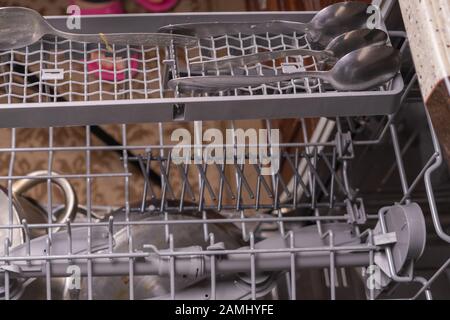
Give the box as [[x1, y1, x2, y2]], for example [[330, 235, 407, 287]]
[[159, 1, 371, 47], [0, 7, 198, 51], [169, 46, 401, 93], [191, 29, 388, 72]]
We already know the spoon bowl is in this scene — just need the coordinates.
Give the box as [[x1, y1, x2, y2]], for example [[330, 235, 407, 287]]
[[306, 1, 373, 46], [326, 28, 389, 59], [328, 45, 401, 91]]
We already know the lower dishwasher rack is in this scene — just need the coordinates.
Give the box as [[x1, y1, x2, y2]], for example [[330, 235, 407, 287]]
[[0, 12, 403, 128], [0, 99, 448, 300]]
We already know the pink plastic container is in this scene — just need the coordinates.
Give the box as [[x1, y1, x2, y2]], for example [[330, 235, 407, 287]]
[[134, 0, 178, 12], [88, 52, 139, 82], [69, 0, 124, 15]]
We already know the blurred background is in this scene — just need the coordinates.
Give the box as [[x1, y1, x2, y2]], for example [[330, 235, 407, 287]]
[[0, 0, 371, 15]]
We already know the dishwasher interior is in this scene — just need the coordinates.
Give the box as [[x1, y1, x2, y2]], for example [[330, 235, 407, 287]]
[[0, 1, 449, 300]]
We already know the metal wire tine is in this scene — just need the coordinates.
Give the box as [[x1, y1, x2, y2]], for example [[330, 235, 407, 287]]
[[329, 149, 337, 208], [303, 152, 329, 197], [137, 153, 155, 212], [240, 210, 249, 242], [66, 220, 73, 258], [277, 209, 286, 237], [3, 238, 11, 300], [412, 257, 450, 300], [215, 162, 235, 200], [128, 235, 135, 301], [411, 277, 433, 300], [283, 151, 311, 198], [8, 129, 16, 242], [139, 152, 152, 212], [249, 232, 256, 300], [287, 231, 296, 300], [400, 152, 440, 204], [21, 219, 31, 262], [177, 162, 196, 202], [293, 149, 300, 208], [319, 151, 351, 200], [390, 124, 410, 197], [234, 163, 255, 199], [198, 166, 206, 211], [169, 234, 175, 300], [216, 164, 225, 212], [273, 173, 280, 210], [253, 164, 273, 198], [321, 230, 336, 300], [255, 166, 262, 211], [196, 163, 216, 201], [209, 233, 217, 300], [276, 171, 291, 200], [108, 216, 114, 260], [380, 129, 419, 187], [202, 210, 210, 243], [45, 236, 52, 300], [47, 129, 55, 238], [158, 153, 176, 202]]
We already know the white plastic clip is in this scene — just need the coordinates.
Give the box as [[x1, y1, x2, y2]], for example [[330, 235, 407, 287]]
[[374, 232, 398, 246]]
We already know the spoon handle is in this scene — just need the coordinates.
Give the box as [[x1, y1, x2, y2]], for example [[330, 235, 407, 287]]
[[159, 20, 309, 38], [169, 72, 329, 93], [52, 30, 198, 48], [191, 48, 330, 72]]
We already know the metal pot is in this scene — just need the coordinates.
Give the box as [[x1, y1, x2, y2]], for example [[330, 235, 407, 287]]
[[0, 171, 78, 254], [0, 171, 78, 300]]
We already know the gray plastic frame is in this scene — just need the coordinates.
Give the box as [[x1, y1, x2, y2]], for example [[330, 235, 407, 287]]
[[0, 11, 404, 128]]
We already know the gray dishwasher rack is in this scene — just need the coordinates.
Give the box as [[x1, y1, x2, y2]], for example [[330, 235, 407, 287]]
[[0, 12, 403, 128]]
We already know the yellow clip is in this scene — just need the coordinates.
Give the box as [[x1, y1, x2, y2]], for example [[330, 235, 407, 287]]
[[99, 33, 113, 53]]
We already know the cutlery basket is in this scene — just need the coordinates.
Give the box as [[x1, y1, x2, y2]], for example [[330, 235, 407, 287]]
[[0, 12, 403, 129]]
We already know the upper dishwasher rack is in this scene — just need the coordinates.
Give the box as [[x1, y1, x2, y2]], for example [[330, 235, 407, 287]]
[[0, 12, 404, 128]]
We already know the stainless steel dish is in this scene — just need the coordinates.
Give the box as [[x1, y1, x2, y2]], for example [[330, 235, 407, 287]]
[[0, 170, 78, 254], [64, 201, 244, 300]]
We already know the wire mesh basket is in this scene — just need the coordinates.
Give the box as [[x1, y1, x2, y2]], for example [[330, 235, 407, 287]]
[[0, 12, 449, 301], [0, 12, 403, 128]]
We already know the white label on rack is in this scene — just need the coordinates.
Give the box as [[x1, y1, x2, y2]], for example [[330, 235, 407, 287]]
[[41, 69, 64, 80], [373, 232, 397, 246], [281, 63, 305, 74]]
